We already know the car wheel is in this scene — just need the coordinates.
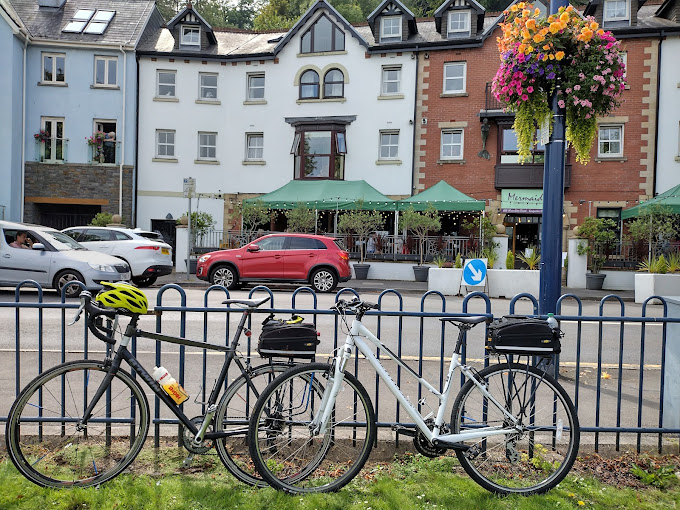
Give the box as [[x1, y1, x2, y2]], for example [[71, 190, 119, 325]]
[[210, 265, 239, 290], [132, 276, 157, 287], [311, 268, 337, 293], [53, 270, 85, 298]]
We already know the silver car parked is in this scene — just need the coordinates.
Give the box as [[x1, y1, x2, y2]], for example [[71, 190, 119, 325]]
[[0, 221, 131, 298]]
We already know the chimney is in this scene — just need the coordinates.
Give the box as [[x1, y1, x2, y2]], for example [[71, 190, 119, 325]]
[[38, 0, 67, 8]]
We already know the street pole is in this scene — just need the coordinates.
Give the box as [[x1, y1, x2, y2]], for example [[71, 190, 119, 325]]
[[539, 0, 569, 316]]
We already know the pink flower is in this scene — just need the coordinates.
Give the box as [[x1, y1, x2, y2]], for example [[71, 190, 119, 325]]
[[527, 86, 534, 93], [522, 94, 529, 101], [558, 100, 565, 108], [574, 85, 581, 91]]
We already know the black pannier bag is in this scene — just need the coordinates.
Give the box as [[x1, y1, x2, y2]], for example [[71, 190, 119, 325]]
[[487, 315, 561, 356], [257, 315, 320, 359]]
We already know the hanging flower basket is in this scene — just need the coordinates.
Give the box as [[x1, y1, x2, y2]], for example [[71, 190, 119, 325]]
[[33, 130, 50, 143], [86, 131, 107, 147], [492, 4, 626, 164]]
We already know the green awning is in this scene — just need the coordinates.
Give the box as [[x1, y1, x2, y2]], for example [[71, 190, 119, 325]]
[[621, 184, 680, 219], [243, 180, 397, 211], [397, 180, 485, 211]]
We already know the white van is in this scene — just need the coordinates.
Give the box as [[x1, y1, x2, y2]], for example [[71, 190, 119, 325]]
[[0, 221, 131, 298]]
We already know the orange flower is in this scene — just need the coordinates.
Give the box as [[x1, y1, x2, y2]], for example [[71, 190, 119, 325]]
[[555, 51, 565, 60], [510, 4, 519, 12], [522, 29, 531, 40], [517, 2, 526, 8], [522, 9, 531, 17], [533, 33, 545, 44], [590, 21, 599, 31], [518, 44, 526, 53], [525, 44, 534, 54], [597, 28, 605, 36], [548, 53, 555, 60], [549, 22, 561, 34], [543, 44, 551, 51], [560, 12, 569, 22], [526, 18, 536, 30]]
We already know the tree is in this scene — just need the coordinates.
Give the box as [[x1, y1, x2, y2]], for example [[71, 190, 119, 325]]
[[285, 203, 316, 232], [240, 200, 272, 242], [576, 216, 617, 274], [400, 205, 441, 266], [627, 204, 679, 261], [338, 205, 384, 264], [180, 211, 215, 246]]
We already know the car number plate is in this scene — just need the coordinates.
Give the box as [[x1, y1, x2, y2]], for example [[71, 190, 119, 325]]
[[162, 248, 169, 255]]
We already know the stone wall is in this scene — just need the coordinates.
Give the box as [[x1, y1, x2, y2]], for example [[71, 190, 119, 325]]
[[24, 162, 134, 226]]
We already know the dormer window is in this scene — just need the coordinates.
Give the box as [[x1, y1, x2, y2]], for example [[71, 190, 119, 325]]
[[603, 0, 629, 23], [447, 10, 470, 38], [300, 15, 345, 54], [181, 25, 200, 46], [380, 16, 402, 42]]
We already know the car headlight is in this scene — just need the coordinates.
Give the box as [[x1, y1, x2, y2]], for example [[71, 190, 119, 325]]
[[88, 262, 116, 273], [198, 254, 212, 263]]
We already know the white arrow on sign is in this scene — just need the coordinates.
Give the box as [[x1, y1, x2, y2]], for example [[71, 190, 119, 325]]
[[469, 265, 483, 281]]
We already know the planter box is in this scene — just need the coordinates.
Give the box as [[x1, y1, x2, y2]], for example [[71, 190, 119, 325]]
[[349, 261, 418, 281], [635, 273, 680, 304], [487, 269, 540, 299], [428, 268, 463, 295]]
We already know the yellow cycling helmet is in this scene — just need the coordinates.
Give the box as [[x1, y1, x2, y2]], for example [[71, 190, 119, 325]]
[[96, 282, 149, 315]]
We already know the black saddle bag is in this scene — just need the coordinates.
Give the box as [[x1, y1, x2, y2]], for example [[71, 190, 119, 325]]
[[257, 317, 319, 359], [487, 315, 561, 356]]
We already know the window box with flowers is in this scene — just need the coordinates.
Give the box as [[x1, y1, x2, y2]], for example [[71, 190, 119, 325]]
[[34, 130, 50, 143], [492, 3, 626, 164], [87, 131, 117, 164]]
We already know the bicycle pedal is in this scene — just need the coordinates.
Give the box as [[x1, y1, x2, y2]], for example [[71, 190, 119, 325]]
[[182, 453, 195, 468], [391, 425, 416, 437]]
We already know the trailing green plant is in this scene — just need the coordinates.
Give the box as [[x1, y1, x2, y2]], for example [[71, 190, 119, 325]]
[[400, 205, 441, 266], [284, 202, 316, 233], [89, 212, 114, 227], [517, 246, 541, 270], [454, 253, 463, 268], [433, 254, 448, 268], [338, 202, 384, 264], [505, 250, 515, 269], [637, 255, 668, 274], [576, 216, 617, 274]]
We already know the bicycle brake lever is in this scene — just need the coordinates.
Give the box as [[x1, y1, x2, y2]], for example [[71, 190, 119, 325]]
[[68, 302, 86, 326]]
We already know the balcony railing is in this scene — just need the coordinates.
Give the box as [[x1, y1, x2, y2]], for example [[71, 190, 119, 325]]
[[89, 141, 121, 165], [495, 162, 572, 188], [34, 138, 69, 163], [484, 82, 503, 110]]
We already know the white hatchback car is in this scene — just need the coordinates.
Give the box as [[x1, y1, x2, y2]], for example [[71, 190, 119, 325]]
[[0, 221, 131, 298], [62, 226, 173, 287]]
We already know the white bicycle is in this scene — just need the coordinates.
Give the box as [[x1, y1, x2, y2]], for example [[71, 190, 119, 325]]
[[248, 298, 579, 495]]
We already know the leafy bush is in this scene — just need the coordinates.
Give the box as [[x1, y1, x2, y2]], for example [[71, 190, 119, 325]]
[[576, 216, 617, 274], [285, 203, 315, 233], [400, 205, 441, 266], [89, 212, 114, 226], [240, 200, 272, 242], [338, 203, 384, 264], [505, 250, 515, 269], [637, 255, 668, 274], [454, 253, 463, 268], [433, 254, 448, 268], [517, 246, 541, 270]]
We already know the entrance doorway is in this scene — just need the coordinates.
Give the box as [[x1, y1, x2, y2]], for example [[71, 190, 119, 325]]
[[504, 214, 541, 268]]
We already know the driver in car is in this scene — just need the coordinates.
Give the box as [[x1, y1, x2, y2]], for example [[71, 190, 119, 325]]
[[10, 231, 33, 249]]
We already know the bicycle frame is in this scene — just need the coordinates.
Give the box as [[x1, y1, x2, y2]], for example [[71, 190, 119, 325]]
[[313, 318, 520, 446], [79, 307, 268, 442]]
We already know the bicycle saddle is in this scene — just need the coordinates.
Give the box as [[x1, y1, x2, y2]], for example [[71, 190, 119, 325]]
[[440, 316, 489, 325], [222, 297, 271, 308]]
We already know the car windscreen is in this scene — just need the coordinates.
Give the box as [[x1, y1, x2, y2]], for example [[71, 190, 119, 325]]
[[39, 231, 86, 251]]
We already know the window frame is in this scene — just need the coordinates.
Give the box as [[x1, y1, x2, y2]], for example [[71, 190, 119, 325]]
[[156, 70, 176, 98], [498, 124, 545, 164], [603, 0, 629, 22], [291, 127, 346, 180], [93, 55, 117, 87], [380, 15, 402, 42], [42, 52, 66, 84], [155, 129, 176, 159], [443, 62, 467, 94], [323, 69, 344, 99], [299, 69, 320, 99], [40, 117, 65, 163], [197, 131, 217, 161], [597, 124, 624, 158], [447, 10, 471, 37], [379, 130, 400, 160], [300, 14, 345, 54], [246, 133, 264, 161], [181, 25, 200, 46], [440, 128, 464, 161], [381, 65, 401, 95], [247, 73, 265, 101], [199, 72, 218, 100]]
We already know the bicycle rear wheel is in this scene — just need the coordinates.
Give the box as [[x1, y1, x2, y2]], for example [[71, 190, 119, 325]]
[[213, 362, 291, 486], [5, 360, 149, 488], [248, 362, 376, 494], [451, 362, 579, 495]]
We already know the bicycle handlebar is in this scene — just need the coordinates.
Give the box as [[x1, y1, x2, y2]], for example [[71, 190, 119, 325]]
[[70, 291, 120, 344], [331, 298, 379, 315]]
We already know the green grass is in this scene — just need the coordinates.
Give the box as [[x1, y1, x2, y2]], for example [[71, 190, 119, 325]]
[[0, 450, 678, 510]]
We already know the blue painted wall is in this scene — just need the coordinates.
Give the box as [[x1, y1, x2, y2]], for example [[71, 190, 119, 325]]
[[24, 45, 137, 167], [0, 16, 25, 222]]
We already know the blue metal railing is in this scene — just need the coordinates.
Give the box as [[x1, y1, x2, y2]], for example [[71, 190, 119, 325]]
[[2, 282, 679, 454]]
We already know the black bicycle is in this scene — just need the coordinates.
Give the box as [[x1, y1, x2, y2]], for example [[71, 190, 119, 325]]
[[5, 291, 307, 488]]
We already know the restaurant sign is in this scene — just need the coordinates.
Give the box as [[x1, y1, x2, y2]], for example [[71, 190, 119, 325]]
[[501, 189, 544, 213]]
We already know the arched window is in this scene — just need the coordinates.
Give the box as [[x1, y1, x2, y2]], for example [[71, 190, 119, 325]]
[[323, 69, 344, 98], [300, 14, 345, 54], [300, 70, 320, 99]]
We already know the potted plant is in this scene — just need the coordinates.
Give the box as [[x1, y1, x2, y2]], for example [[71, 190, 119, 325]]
[[576, 216, 617, 289], [179, 211, 215, 272], [87, 131, 107, 163], [517, 246, 541, 270], [400, 205, 441, 282], [338, 204, 384, 280]]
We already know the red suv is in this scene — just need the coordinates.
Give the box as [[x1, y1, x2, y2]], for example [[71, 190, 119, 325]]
[[196, 234, 351, 292]]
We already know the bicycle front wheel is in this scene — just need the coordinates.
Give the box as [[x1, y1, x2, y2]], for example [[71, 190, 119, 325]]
[[213, 362, 292, 486], [5, 360, 150, 488], [249, 362, 376, 494], [451, 362, 579, 495]]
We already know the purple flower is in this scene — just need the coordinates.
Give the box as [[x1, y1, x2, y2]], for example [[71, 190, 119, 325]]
[[547, 72, 556, 80]]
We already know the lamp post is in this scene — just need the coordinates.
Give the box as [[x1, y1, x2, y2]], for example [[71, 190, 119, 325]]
[[539, 0, 569, 316]]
